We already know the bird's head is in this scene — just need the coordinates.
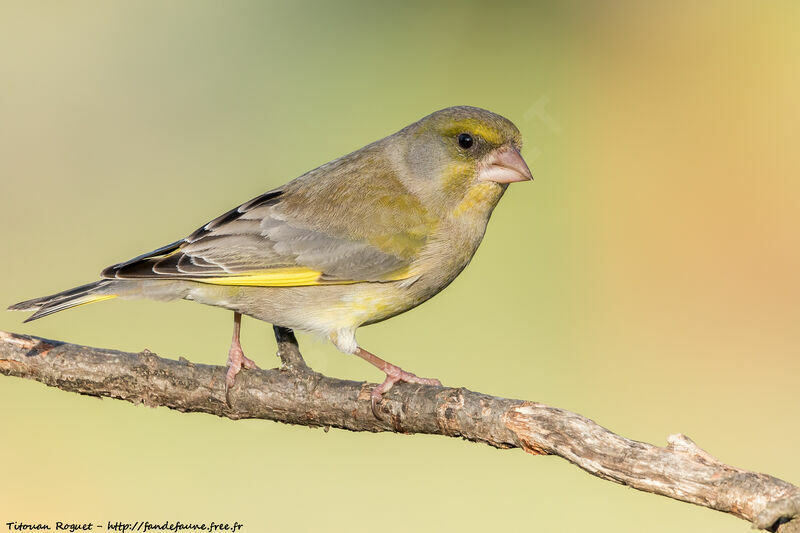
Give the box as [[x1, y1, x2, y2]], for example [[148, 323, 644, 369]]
[[396, 106, 532, 215]]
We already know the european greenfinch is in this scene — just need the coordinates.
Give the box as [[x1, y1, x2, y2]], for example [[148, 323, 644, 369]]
[[10, 106, 532, 412]]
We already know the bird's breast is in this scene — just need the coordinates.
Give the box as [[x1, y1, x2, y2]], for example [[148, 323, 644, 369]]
[[403, 193, 500, 303]]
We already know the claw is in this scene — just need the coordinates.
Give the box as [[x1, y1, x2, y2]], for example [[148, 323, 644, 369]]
[[224, 312, 259, 406], [354, 347, 442, 418]]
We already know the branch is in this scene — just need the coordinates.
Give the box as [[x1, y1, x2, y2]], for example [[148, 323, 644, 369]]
[[1, 330, 797, 532]]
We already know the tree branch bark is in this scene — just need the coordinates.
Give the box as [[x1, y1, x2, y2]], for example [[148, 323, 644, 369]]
[[1, 329, 797, 532]]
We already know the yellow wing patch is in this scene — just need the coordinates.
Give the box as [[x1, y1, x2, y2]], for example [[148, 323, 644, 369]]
[[202, 267, 327, 287], [199, 266, 412, 287]]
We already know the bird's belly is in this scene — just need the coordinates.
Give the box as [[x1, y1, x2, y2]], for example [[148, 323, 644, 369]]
[[186, 216, 489, 335], [189, 282, 423, 336]]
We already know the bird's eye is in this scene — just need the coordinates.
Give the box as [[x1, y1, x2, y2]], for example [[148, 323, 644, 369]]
[[457, 133, 474, 149]]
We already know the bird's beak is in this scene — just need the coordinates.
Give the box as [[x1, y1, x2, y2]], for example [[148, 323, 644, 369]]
[[477, 146, 533, 184]]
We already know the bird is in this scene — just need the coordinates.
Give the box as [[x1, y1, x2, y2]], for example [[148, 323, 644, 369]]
[[9, 105, 532, 414]]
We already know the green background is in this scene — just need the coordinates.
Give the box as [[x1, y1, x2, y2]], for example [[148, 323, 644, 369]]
[[1, 2, 798, 531]]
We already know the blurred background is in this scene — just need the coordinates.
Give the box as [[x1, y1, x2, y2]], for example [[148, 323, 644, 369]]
[[1, 1, 797, 531]]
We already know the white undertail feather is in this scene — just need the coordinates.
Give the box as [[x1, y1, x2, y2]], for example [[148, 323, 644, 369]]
[[330, 328, 358, 354]]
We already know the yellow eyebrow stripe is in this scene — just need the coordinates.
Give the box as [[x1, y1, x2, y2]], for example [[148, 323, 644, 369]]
[[443, 120, 504, 145]]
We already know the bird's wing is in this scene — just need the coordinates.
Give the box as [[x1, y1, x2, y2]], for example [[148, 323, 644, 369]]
[[102, 169, 434, 287]]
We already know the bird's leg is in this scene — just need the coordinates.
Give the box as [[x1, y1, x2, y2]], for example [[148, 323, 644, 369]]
[[225, 312, 259, 392], [354, 347, 442, 416], [273, 325, 309, 371]]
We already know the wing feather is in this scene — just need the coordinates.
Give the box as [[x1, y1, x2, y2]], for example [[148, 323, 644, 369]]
[[101, 163, 432, 287]]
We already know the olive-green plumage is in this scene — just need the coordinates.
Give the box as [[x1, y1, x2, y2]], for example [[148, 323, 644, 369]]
[[10, 106, 532, 398]]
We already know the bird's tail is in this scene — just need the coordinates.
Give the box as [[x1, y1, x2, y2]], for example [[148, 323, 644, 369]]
[[8, 280, 117, 323]]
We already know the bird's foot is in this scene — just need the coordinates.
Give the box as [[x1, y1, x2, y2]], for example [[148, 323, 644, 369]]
[[224, 344, 259, 404], [371, 366, 442, 417]]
